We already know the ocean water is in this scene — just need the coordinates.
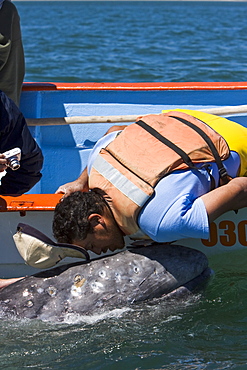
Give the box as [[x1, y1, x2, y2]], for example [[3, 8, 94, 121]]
[[18, 1, 247, 83], [1, 1, 247, 369]]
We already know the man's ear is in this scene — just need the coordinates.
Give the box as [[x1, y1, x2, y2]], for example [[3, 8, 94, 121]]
[[88, 213, 105, 228]]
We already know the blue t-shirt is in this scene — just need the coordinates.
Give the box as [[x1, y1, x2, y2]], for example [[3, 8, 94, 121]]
[[88, 132, 240, 242]]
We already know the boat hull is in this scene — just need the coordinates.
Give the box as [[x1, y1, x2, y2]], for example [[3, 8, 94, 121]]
[[1, 196, 247, 273], [1, 82, 247, 276]]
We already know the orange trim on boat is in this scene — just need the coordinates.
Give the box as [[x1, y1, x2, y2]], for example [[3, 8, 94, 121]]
[[0, 194, 63, 212], [22, 81, 247, 92]]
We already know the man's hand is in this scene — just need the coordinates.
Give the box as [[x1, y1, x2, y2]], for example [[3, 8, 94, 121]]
[[0, 153, 7, 172], [55, 168, 89, 198], [55, 179, 89, 197]]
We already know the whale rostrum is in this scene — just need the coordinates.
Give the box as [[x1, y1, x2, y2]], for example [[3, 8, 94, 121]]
[[0, 244, 212, 322]]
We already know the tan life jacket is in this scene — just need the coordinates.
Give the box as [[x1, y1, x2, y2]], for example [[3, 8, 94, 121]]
[[89, 111, 231, 238]]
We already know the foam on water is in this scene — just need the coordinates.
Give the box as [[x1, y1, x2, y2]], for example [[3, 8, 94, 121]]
[[62, 307, 132, 325]]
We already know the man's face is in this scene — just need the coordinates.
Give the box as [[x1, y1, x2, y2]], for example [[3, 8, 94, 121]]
[[73, 212, 125, 255]]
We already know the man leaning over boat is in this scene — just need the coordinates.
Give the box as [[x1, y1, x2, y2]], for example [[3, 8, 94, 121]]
[[52, 109, 247, 256]]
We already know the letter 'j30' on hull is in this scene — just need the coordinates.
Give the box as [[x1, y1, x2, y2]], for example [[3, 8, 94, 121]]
[[0, 244, 212, 322]]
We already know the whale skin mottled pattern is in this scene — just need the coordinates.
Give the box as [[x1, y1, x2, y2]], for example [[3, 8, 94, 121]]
[[0, 244, 212, 322]]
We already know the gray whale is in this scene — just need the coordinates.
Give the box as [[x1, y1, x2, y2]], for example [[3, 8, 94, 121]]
[[0, 244, 211, 322]]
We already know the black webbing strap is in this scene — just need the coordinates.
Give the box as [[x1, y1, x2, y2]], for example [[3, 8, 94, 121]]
[[136, 115, 230, 184], [136, 120, 198, 170], [170, 115, 230, 184]]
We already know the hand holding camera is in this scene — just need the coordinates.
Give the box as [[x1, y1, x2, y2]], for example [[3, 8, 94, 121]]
[[0, 148, 21, 172]]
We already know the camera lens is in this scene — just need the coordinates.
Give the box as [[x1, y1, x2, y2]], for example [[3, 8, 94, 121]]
[[9, 158, 20, 170]]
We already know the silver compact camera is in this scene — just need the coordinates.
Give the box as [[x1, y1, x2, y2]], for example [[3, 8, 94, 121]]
[[3, 147, 21, 171]]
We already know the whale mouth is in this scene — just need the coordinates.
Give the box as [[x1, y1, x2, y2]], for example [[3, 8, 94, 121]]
[[161, 266, 213, 300]]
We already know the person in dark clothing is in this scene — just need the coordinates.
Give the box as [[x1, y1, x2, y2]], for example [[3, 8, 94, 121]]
[[0, 90, 43, 194], [0, 0, 25, 107]]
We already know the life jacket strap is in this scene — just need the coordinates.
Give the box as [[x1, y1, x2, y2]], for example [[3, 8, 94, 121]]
[[136, 120, 197, 170], [136, 115, 231, 186], [170, 115, 231, 185]]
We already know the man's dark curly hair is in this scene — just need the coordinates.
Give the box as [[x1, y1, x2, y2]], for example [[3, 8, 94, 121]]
[[52, 191, 107, 243]]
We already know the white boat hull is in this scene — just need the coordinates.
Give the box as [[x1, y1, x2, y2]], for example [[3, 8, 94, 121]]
[[1, 205, 247, 277]]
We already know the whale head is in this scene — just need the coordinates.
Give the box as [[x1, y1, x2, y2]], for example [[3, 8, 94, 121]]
[[0, 244, 212, 322]]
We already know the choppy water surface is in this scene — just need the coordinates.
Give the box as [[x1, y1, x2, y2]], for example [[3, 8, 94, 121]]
[[1, 257, 247, 369], [18, 1, 247, 83], [2, 1, 247, 368]]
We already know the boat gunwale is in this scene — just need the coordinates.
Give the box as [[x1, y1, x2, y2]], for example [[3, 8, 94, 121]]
[[22, 81, 247, 92], [0, 194, 62, 212]]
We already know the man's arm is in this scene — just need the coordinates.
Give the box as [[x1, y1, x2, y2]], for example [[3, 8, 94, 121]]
[[201, 177, 247, 222], [55, 125, 127, 197], [104, 125, 127, 135]]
